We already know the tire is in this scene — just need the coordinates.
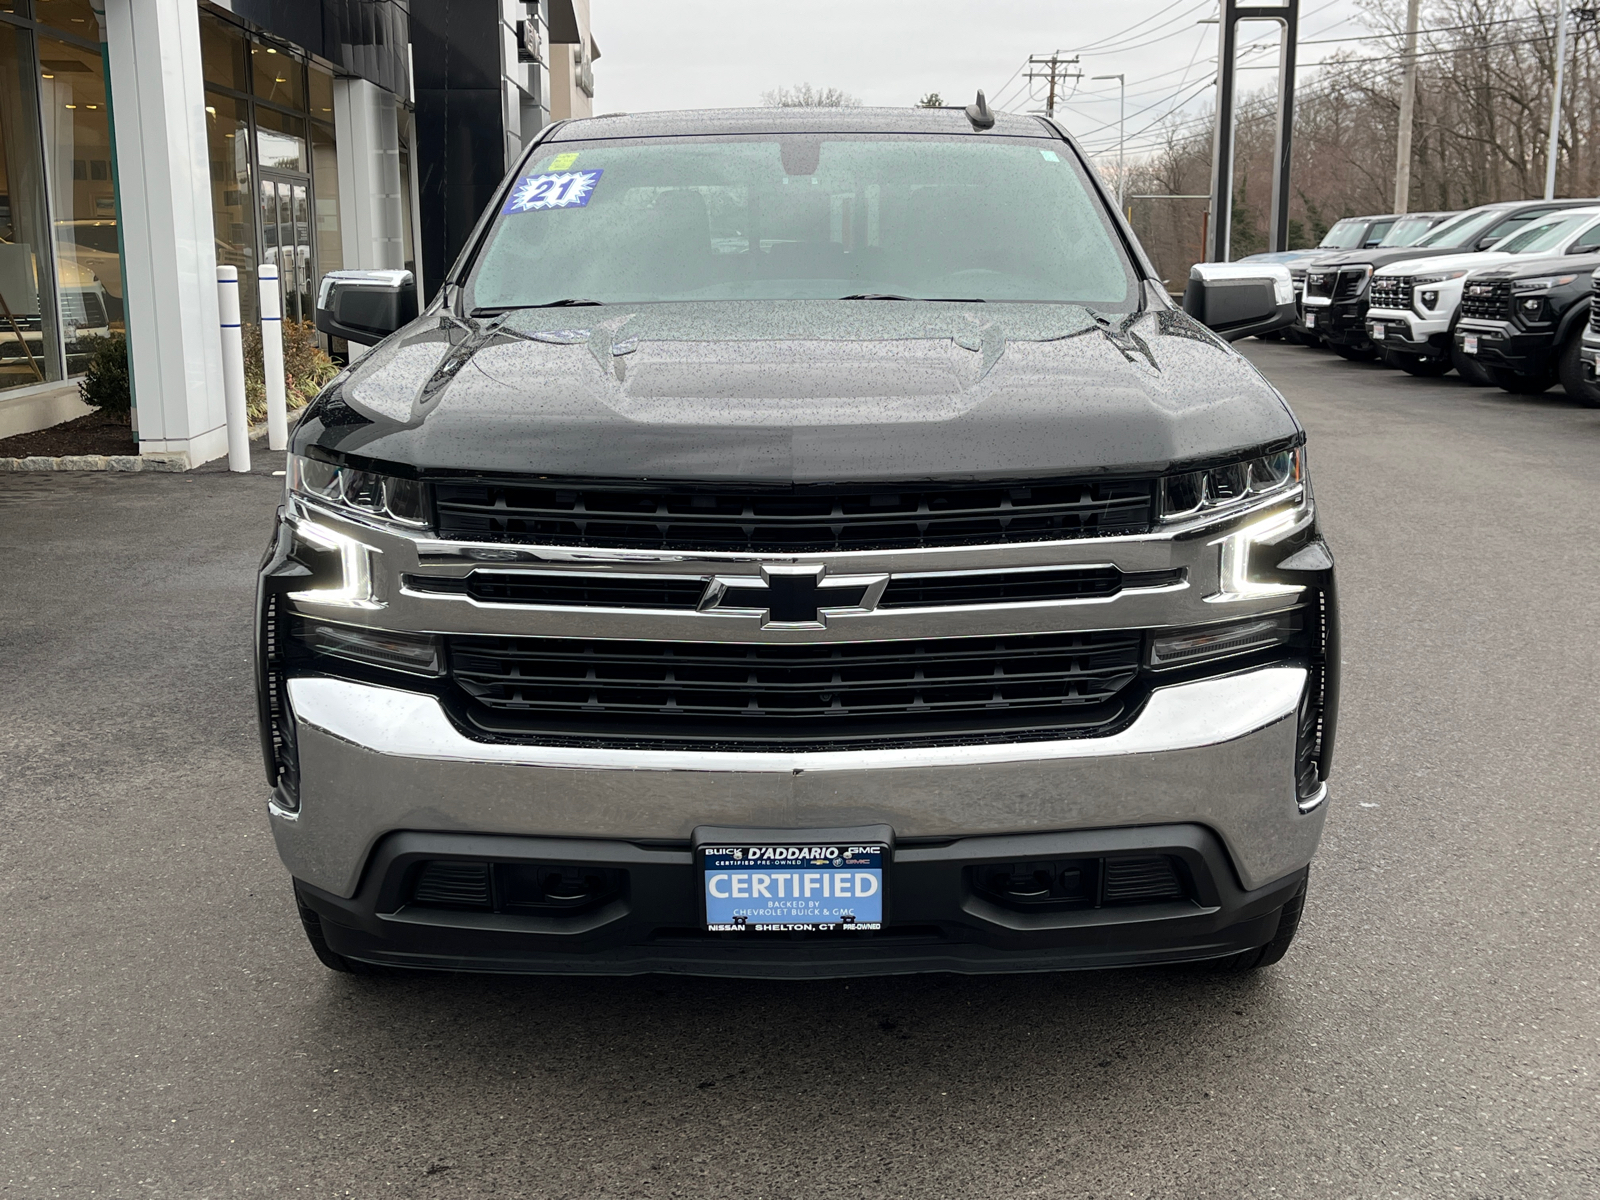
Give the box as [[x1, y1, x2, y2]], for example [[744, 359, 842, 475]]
[[1557, 331, 1600, 408], [1450, 341, 1496, 387], [1486, 365, 1556, 395], [1332, 342, 1377, 363], [1286, 329, 1322, 348], [1382, 349, 1452, 377], [296, 890, 384, 975], [1209, 877, 1307, 972]]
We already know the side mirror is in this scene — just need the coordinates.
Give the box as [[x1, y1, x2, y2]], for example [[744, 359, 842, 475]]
[[315, 270, 418, 346], [1183, 262, 1296, 341], [1569, 243, 1600, 256], [1475, 235, 1501, 251]]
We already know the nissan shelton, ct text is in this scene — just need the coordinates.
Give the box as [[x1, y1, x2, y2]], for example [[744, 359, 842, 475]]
[[257, 99, 1337, 979]]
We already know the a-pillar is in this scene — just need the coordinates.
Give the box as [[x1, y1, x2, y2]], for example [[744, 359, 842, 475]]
[[101, 0, 226, 466]]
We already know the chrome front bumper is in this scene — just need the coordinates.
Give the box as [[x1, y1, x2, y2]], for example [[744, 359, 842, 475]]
[[269, 664, 1326, 899]]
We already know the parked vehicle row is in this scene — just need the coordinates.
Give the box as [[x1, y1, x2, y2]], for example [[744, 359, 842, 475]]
[[1244, 200, 1600, 405]]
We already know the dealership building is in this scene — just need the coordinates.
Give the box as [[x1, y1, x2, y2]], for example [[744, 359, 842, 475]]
[[0, 0, 598, 465]]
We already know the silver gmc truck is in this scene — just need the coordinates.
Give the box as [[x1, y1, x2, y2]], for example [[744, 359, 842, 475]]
[[258, 101, 1336, 978]]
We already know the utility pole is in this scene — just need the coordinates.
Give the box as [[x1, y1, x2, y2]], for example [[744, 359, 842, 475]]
[[1093, 73, 1127, 211], [1393, 0, 1422, 214], [1544, 4, 1568, 199], [1026, 52, 1081, 118]]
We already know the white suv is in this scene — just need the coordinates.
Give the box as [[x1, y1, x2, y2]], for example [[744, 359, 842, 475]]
[[1364, 208, 1600, 378]]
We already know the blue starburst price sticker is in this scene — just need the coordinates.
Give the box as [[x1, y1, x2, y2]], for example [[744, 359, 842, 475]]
[[503, 169, 603, 214]]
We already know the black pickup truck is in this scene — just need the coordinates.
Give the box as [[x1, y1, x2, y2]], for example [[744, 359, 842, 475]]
[[1453, 254, 1600, 401], [265, 103, 1332, 980]]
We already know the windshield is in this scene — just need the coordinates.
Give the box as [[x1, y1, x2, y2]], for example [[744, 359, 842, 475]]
[[1378, 216, 1438, 247], [1319, 219, 1367, 249], [1493, 212, 1599, 254], [467, 135, 1137, 310], [1414, 208, 1506, 248]]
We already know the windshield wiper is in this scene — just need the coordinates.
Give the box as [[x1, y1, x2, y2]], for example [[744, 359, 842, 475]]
[[838, 293, 987, 302], [529, 298, 605, 307]]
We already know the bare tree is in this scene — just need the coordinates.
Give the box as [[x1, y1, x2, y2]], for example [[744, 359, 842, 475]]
[[761, 83, 863, 108]]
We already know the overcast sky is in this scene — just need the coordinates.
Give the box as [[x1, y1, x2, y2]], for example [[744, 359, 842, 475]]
[[593, 1, 1372, 162]]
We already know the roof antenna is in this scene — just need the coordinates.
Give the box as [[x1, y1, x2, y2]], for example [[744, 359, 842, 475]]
[[964, 89, 995, 131]]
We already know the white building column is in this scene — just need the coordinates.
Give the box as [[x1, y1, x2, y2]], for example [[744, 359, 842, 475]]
[[333, 79, 405, 271], [101, 0, 227, 467]]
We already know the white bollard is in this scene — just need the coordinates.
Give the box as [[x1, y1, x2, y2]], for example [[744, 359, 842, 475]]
[[259, 263, 289, 451], [216, 266, 251, 473]]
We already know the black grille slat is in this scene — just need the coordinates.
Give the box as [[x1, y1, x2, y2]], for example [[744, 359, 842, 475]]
[[1588, 279, 1598, 333], [1333, 268, 1367, 301], [1102, 856, 1184, 903], [1460, 279, 1511, 321], [878, 565, 1181, 607], [432, 478, 1155, 552], [445, 630, 1143, 748], [412, 861, 492, 908], [406, 572, 707, 609]]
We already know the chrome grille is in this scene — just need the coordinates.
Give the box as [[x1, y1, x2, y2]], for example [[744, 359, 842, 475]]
[[1590, 278, 1599, 333], [1368, 276, 1413, 311], [1459, 279, 1510, 321]]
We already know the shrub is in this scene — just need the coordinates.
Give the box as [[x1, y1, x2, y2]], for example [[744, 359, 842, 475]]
[[244, 318, 340, 423], [77, 334, 132, 417]]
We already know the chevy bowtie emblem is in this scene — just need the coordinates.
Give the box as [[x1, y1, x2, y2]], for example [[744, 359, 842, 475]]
[[699, 564, 890, 629]]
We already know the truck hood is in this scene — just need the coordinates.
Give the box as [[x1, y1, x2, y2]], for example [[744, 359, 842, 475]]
[[1306, 245, 1469, 272], [293, 300, 1300, 483], [1465, 251, 1600, 281], [1375, 250, 1513, 277]]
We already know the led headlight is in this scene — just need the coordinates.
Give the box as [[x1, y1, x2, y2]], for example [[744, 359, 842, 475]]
[[1159, 447, 1303, 521], [1511, 274, 1577, 295], [288, 454, 429, 529]]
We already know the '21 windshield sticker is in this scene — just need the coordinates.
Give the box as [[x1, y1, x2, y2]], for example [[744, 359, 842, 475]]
[[503, 169, 603, 214]]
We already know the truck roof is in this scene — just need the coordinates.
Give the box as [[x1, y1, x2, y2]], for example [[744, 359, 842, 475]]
[[549, 106, 1058, 142]]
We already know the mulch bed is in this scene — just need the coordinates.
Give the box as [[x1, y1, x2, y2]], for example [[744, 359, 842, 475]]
[[0, 410, 138, 458]]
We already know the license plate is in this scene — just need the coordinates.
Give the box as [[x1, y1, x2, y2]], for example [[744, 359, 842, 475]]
[[1304, 312, 1317, 329], [701, 843, 885, 932], [1463, 335, 1479, 355], [1371, 322, 1385, 340]]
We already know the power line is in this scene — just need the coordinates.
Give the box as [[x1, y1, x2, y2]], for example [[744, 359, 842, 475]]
[[1072, 0, 1209, 53], [1024, 52, 1083, 117]]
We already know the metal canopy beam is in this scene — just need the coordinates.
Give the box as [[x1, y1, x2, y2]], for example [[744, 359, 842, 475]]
[[1208, 0, 1299, 261]]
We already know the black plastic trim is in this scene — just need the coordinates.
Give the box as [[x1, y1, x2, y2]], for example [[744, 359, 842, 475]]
[[295, 824, 1309, 977]]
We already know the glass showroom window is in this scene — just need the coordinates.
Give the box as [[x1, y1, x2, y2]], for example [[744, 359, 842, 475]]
[[207, 90, 258, 325], [0, 19, 62, 390], [37, 31, 122, 377]]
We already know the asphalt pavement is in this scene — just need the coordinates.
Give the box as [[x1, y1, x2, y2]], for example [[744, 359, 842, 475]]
[[3, 344, 1600, 1199]]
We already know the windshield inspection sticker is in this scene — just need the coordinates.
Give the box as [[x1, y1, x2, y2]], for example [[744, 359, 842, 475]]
[[1040, 149, 1061, 162], [547, 151, 580, 170], [503, 169, 603, 214]]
